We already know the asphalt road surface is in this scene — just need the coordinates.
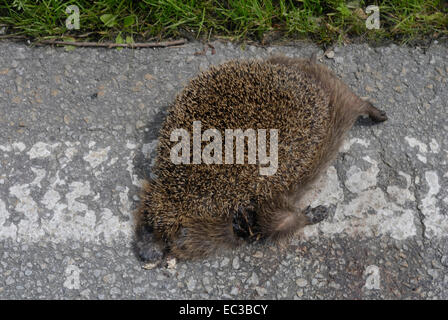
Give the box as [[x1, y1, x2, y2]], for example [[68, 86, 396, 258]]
[[0, 40, 447, 299]]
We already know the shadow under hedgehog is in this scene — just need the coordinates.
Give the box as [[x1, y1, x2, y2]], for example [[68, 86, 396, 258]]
[[134, 53, 387, 267]]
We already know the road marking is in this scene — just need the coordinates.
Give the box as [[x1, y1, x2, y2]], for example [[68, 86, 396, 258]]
[[0, 137, 446, 244]]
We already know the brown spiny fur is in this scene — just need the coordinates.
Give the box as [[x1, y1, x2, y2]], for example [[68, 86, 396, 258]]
[[134, 54, 387, 262]]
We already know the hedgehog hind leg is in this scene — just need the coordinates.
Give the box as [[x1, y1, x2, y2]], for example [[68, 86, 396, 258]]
[[257, 195, 329, 241], [267, 209, 307, 241], [257, 195, 307, 241], [362, 101, 388, 122]]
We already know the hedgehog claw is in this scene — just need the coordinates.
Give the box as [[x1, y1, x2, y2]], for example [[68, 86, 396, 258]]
[[304, 205, 329, 225]]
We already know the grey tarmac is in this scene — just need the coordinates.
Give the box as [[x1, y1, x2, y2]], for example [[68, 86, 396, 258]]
[[0, 40, 447, 299]]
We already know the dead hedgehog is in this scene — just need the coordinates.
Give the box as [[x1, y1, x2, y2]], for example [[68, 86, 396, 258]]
[[134, 53, 387, 266]]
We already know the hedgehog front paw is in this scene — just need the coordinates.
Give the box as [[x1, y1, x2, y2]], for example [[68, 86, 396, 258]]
[[304, 205, 329, 225], [135, 239, 164, 265], [133, 228, 165, 268]]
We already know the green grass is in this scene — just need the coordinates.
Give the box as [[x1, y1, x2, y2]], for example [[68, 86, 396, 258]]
[[0, 0, 447, 45]]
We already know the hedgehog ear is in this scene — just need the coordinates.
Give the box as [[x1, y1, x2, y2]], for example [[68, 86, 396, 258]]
[[309, 52, 318, 64]]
